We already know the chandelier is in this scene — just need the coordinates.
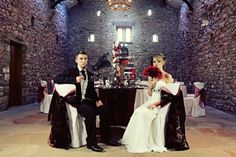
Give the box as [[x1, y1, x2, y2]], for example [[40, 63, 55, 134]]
[[107, 0, 132, 11]]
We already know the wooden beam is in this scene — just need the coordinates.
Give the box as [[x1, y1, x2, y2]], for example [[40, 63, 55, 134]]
[[50, 0, 66, 9], [181, 0, 193, 11]]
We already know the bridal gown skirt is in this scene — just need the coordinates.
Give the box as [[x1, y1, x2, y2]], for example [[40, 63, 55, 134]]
[[121, 102, 168, 153]]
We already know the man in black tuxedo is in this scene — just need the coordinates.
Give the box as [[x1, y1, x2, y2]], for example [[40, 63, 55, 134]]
[[54, 51, 121, 152]]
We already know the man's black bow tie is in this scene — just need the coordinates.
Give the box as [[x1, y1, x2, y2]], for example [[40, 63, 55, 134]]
[[81, 69, 86, 80]]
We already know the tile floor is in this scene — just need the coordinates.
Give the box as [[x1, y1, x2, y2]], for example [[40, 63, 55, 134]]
[[0, 103, 236, 157]]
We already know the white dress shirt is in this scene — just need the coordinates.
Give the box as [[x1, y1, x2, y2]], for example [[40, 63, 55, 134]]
[[77, 66, 88, 99]]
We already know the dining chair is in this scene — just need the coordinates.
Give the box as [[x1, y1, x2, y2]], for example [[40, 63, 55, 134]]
[[179, 85, 187, 98], [153, 82, 180, 151], [39, 80, 53, 113], [54, 83, 87, 148], [184, 82, 205, 117]]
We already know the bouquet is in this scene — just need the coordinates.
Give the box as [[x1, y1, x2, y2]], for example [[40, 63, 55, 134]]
[[143, 66, 162, 79]]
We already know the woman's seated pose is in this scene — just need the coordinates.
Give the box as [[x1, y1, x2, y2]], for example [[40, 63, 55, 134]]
[[121, 53, 189, 153], [122, 78, 168, 152]]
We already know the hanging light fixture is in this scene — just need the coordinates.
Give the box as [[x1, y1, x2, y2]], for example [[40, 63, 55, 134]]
[[107, 0, 132, 11]]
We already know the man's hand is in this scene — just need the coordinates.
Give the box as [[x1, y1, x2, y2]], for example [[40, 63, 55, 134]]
[[76, 76, 85, 83], [96, 100, 103, 107]]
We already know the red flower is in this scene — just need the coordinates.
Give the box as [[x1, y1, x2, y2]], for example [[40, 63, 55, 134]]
[[114, 47, 119, 52], [123, 59, 129, 65], [143, 66, 162, 79]]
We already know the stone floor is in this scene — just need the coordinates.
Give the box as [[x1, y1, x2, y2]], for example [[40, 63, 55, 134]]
[[0, 103, 236, 157]]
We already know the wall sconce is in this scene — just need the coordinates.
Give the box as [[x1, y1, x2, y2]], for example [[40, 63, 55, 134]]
[[152, 34, 158, 42], [88, 34, 95, 42], [200, 13, 209, 27], [201, 19, 209, 27], [97, 11, 101, 16], [148, 9, 152, 16]]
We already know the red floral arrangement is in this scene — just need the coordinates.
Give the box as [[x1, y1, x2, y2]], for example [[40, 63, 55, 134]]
[[143, 66, 162, 79]]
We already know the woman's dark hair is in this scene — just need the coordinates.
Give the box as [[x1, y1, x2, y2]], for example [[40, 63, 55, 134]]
[[150, 56, 153, 66]]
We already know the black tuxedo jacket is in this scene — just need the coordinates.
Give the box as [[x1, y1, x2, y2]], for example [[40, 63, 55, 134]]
[[54, 67, 99, 107]]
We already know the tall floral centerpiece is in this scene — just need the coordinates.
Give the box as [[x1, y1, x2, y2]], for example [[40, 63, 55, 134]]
[[112, 42, 124, 86], [111, 42, 135, 87]]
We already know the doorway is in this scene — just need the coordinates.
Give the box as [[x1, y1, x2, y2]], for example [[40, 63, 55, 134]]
[[8, 41, 24, 107]]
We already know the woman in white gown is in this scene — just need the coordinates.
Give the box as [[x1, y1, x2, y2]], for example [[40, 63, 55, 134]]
[[121, 53, 174, 153]]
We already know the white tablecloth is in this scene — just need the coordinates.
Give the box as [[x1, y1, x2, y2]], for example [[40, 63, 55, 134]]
[[133, 89, 150, 110]]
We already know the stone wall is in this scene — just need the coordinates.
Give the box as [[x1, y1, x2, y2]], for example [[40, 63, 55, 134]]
[[0, 0, 69, 110], [1, 0, 234, 115], [68, 0, 181, 78], [178, 0, 236, 114]]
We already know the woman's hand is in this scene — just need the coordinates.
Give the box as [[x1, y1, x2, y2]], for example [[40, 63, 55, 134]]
[[148, 77, 157, 90], [147, 101, 160, 110], [147, 77, 157, 96], [147, 103, 157, 110]]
